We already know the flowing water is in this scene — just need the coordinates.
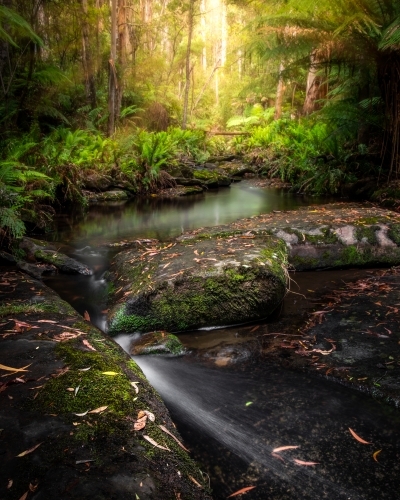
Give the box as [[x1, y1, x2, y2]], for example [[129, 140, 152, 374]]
[[43, 182, 400, 499]]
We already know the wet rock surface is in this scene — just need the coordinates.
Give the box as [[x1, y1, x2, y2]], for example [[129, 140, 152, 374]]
[[19, 237, 92, 276], [180, 202, 400, 270], [130, 331, 185, 356], [107, 234, 287, 335], [0, 270, 212, 500]]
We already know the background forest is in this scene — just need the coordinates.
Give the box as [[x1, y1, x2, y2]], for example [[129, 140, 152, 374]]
[[1, 0, 400, 241]]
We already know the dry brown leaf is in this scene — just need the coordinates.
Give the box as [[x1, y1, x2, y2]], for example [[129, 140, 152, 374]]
[[134, 415, 147, 430], [272, 445, 299, 453], [17, 442, 42, 457], [88, 405, 108, 414], [0, 363, 31, 375], [143, 435, 170, 451], [188, 475, 203, 488], [227, 485, 256, 497], [293, 459, 319, 466], [349, 427, 371, 444], [84, 310, 91, 322], [159, 425, 189, 452], [271, 452, 285, 462], [373, 449, 382, 462], [82, 339, 96, 351]]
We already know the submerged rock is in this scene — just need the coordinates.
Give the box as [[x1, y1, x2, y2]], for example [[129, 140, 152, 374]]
[[107, 234, 288, 335], [131, 331, 185, 356]]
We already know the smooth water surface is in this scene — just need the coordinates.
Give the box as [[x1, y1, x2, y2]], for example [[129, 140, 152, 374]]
[[50, 182, 327, 247]]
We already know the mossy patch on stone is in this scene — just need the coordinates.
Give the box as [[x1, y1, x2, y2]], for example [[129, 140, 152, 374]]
[[108, 235, 288, 334], [131, 331, 185, 355]]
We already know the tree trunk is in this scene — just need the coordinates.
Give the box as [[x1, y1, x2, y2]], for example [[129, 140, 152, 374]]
[[303, 50, 326, 115], [81, 0, 97, 110], [117, 0, 128, 116], [274, 61, 285, 119], [182, 0, 195, 129], [108, 0, 118, 136]]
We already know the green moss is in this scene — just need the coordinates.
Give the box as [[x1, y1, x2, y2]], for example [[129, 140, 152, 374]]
[[165, 334, 184, 355], [388, 223, 400, 245], [355, 225, 379, 244], [34, 249, 65, 265], [193, 170, 219, 181], [0, 299, 75, 317]]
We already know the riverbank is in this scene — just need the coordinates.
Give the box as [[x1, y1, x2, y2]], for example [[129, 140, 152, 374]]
[[0, 269, 212, 500]]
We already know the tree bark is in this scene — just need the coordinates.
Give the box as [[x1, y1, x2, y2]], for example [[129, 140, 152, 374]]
[[81, 0, 97, 110], [303, 50, 326, 115], [182, 0, 195, 129], [108, 0, 118, 136], [274, 61, 285, 119]]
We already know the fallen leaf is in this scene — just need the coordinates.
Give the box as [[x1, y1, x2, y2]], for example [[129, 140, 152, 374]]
[[188, 475, 203, 488], [102, 371, 119, 376], [7, 479, 13, 489], [17, 442, 42, 457], [245, 402, 253, 406], [82, 339, 96, 351], [131, 382, 139, 393], [78, 367, 91, 372], [272, 445, 299, 453], [76, 459, 94, 464], [84, 310, 91, 321], [293, 459, 319, 466], [0, 363, 31, 376], [88, 405, 108, 414], [143, 410, 155, 422], [143, 435, 170, 451], [73, 410, 89, 417], [36, 320, 58, 324], [134, 415, 147, 430], [159, 424, 189, 452], [373, 449, 382, 462], [271, 452, 285, 462], [348, 427, 371, 444], [227, 485, 256, 497], [74, 385, 80, 397], [66, 387, 74, 392]]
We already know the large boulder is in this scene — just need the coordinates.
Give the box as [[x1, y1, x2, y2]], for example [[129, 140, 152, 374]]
[[107, 234, 288, 335], [0, 270, 211, 500]]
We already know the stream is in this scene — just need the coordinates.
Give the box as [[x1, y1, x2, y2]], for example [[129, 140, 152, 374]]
[[42, 181, 400, 499]]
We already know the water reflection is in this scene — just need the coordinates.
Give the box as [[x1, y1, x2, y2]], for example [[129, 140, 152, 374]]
[[49, 182, 327, 247]]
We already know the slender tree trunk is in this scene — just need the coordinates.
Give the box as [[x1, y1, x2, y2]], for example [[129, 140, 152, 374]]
[[108, 0, 118, 136], [117, 0, 128, 116], [81, 0, 97, 109], [274, 61, 285, 119], [303, 50, 325, 115], [182, 0, 195, 129]]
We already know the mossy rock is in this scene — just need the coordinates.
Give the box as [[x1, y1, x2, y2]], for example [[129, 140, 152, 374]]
[[131, 331, 185, 355], [107, 234, 288, 334], [193, 168, 231, 188], [0, 270, 211, 500]]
